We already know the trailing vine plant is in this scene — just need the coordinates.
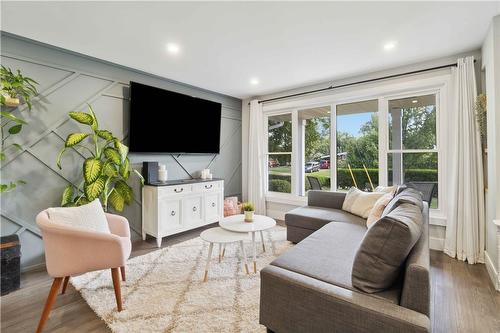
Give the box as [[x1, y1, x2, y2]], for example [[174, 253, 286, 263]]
[[0, 65, 39, 193], [57, 105, 143, 211], [474, 94, 487, 146]]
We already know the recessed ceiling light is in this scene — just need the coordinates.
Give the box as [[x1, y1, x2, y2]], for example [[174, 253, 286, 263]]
[[412, 100, 418, 104], [383, 41, 397, 51], [166, 43, 180, 55], [250, 78, 259, 85]]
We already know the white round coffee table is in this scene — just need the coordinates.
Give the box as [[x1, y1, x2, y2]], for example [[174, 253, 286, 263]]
[[219, 214, 276, 273], [200, 227, 250, 282]]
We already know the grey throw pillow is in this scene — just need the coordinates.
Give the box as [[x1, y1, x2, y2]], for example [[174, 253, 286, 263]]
[[382, 188, 423, 216], [351, 203, 423, 293]]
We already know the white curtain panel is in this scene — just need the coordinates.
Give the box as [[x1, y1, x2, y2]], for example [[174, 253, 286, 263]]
[[444, 56, 485, 264], [247, 100, 266, 214]]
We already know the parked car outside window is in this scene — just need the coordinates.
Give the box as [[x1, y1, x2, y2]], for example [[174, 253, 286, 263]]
[[305, 161, 320, 173]]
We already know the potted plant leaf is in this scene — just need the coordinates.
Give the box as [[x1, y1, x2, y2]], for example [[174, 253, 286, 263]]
[[0, 65, 38, 109], [241, 202, 255, 222], [57, 104, 143, 211], [0, 66, 39, 193]]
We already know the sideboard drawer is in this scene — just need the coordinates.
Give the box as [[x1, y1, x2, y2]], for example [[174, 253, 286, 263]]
[[159, 185, 192, 196], [193, 181, 220, 192]]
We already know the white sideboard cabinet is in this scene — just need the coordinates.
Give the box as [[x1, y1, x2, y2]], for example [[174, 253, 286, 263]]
[[142, 179, 224, 247]]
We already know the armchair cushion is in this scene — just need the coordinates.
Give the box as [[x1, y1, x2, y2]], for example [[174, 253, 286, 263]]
[[47, 199, 110, 234]]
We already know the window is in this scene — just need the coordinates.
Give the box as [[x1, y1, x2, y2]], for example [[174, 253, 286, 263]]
[[267, 113, 292, 193], [336, 100, 379, 192], [299, 106, 331, 194], [262, 75, 447, 217], [388, 94, 438, 208]]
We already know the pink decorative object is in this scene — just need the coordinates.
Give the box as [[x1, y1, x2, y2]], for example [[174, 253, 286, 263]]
[[224, 196, 241, 217]]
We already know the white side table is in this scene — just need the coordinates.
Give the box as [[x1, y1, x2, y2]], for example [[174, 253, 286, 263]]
[[219, 214, 276, 273], [199, 227, 250, 282]]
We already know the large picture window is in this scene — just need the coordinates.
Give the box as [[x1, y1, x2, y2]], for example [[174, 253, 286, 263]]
[[336, 100, 378, 192], [263, 78, 447, 218]]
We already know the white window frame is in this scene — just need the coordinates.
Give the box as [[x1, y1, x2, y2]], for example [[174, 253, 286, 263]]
[[262, 70, 452, 225]]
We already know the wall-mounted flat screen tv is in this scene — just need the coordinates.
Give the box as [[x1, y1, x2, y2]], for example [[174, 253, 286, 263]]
[[129, 81, 222, 154]]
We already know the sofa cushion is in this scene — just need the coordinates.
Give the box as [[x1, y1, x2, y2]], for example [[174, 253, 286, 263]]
[[285, 206, 366, 231], [272, 222, 401, 304], [352, 203, 423, 293], [382, 188, 424, 216], [366, 193, 394, 227], [342, 187, 385, 218]]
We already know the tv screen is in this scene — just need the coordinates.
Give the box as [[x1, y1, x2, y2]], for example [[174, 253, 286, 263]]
[[129, 82, 222, 154]]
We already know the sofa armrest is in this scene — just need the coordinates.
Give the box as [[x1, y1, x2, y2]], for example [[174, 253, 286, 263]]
[[307, 190, 346, 209], [260, 265, 430, 333]]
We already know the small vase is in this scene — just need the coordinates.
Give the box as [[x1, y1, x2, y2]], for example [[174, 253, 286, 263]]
[[244, 210, 254, 222], [3, 96, 20, 107]]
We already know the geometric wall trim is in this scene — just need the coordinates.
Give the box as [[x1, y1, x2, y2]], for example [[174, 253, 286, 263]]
[[0, 33, 242, 271]]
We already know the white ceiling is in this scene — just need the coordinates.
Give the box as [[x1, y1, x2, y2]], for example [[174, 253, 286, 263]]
[[2, 2, 499, 99]]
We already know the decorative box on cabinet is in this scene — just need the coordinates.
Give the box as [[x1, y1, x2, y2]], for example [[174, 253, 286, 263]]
[[142, 179, 224, 247]]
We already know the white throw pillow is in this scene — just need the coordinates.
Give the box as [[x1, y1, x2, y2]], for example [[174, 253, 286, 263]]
[[48, 199, 110, 234], [375, 185, 397, 195], [342, 187, 385, 219], [366, 193, 394, 228]]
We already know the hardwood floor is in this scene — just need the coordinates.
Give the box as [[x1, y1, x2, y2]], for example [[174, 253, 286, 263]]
[[2, 226, 499, 333]]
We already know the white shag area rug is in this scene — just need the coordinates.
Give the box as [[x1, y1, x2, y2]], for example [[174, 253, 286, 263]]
[[71, 226, 292, 332]]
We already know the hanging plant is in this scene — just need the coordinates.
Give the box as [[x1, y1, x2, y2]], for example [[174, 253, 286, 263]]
[[0, 66, 39, 193], [474, 94, 487, 146], [57, 105, 143, 211]]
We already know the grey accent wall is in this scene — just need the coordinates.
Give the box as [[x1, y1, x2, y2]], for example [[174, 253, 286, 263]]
[[0, 33, 242, 271]]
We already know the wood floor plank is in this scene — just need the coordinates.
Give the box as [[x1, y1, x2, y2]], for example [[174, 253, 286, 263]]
[[1, 230, 499, 333]]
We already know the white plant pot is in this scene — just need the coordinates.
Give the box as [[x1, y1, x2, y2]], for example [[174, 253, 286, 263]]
[[3, 95, 20, 107], [244, 211, 254, 222]]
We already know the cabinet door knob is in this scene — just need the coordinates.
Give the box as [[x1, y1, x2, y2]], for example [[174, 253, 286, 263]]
[[171, 211, 176, 216], [205, 184, 213, 189], [174, 188, 183, 193], [211, 202, 216, 207], [193, 206, 197, 212]]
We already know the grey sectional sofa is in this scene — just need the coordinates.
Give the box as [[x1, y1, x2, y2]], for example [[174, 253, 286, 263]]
[[260, 189, 430, 333]]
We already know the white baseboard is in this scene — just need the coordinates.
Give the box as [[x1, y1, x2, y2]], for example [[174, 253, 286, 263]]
[[267, 209, 286, 221], [485, 251, 500, 291], [429, 236, 445, 251], [21, 262, 46, 273]]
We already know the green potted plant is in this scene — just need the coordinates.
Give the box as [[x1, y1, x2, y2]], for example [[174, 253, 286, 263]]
[[474, 94, 487, 147], [56, 104, 143, 211], [0, 65, 38, 109], [241, 202, 255, 222], [0, 66, 39, 193]]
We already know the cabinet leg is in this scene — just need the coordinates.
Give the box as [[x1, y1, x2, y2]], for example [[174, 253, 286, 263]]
[[142, 231, 146, 241], [156, 237, 162, 248]]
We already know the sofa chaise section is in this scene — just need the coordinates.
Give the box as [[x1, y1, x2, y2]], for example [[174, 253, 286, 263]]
[[262, 189, 431, 333]]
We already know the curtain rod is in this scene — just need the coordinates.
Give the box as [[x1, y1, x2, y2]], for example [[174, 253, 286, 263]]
[[250, 60, 473, 105]]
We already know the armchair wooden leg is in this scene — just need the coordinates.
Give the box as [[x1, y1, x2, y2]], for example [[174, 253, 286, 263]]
[[120, 266, 126, 282], [61, 276, 70, 294], [36, 277, 63, 333], [111, 268, 123, 311]]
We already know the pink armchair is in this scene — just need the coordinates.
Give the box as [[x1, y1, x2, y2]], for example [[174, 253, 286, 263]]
[[35, 210, 132, 333]]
